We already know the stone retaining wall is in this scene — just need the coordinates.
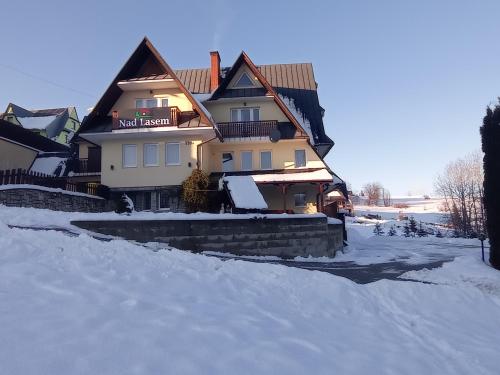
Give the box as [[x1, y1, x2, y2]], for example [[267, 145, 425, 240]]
[[72, 216, 344, 258], [0, 187, 114, 213]]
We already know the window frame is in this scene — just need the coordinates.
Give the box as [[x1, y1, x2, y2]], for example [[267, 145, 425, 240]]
[[135, 98, 158, 108], [241, 150, 253, 171], [294, 193, 307, 208], [166, 142, 181, 166], [233, 72, 256, 88], [158, 191, 170, 210], [143, 143, 160, 167], [294, 149, 307, 168], [230, 107, 260, 122], [260, 150, 272, 170], [122, 144, 138, 168]]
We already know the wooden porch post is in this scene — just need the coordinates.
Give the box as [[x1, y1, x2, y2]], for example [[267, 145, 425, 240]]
[[318, 183, 325, 213], [274, 183, 288, 213]]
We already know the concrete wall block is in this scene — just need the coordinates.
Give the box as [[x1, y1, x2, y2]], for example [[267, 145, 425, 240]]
[[72, 216, 337, 258]]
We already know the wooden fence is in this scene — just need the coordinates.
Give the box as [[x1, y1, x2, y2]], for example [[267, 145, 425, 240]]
[[0, 169, 100, 197]]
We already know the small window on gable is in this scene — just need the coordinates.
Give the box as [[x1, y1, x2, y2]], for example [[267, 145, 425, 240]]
[[234, 72, 255, 88]]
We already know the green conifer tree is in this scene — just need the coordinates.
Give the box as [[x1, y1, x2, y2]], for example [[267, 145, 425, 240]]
[[480, 104, 500, 269]]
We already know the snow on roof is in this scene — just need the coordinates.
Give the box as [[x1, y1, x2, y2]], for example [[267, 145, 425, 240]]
[[252, 169, 333, 184], [223, 176, 268, 210], [30, 157, 66, 176], [18, 115, 58, 130], [327, 190, 343, 198], [277, 94, 315, 145]]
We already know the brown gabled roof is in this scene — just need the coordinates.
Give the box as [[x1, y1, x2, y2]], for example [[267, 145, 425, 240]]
[[171, 64, 317, 94], [79, 38, 220, 138], [258, 63, 317, 90]]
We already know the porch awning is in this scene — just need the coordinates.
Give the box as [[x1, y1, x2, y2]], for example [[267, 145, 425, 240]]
[[251, 168, 335, 184], [223, 176, 268, 210]]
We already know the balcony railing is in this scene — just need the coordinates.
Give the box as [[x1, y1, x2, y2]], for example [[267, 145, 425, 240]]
[[111, 106, 206, 129], [217, 120, 278, 138], [76, 158, 101, 174]]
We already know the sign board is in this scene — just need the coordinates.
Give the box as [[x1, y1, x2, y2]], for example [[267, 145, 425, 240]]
[[112, 107, 172, 130]]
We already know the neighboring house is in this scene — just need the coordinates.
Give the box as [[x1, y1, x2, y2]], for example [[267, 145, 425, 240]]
[[73, 37, 346, 212], [325, 190, 353, 216], [0, 119, 69, 175], [0, 103, 80, 145]]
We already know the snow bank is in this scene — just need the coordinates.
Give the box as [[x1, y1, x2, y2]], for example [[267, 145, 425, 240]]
[[327, 217, 342, 224], [401, 254, 500, 296], [1, 206, 499, 374], [223, 175, 268, 209], [0, 184, 103, 199]]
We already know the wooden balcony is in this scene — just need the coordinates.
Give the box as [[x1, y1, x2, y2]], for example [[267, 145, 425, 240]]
[[217, 120, 278, 138], [111, 106, 205, 129]]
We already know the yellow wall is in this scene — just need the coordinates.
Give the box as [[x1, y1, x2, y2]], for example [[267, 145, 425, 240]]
[[258, 184, 319, 214], [204, 99, 288, 123], [100, 135, 202, 188], [109, 88, 193, 115], [0, 139, 38, 170], [206, 139, 325, 173]]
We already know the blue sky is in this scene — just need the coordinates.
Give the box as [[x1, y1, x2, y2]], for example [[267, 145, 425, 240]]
[[1, 0, 499, 196]]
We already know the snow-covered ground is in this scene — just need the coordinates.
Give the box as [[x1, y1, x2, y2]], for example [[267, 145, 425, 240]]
[[1, 205, 499, 374], [353, 196, 447, 223]]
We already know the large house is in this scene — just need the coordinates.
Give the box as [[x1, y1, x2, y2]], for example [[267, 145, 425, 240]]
[[1, 103, 80, 145], [73, 37, 345, 213]]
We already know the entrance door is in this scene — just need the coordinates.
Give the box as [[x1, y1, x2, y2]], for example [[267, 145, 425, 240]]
[[88, 147, 101, 173]]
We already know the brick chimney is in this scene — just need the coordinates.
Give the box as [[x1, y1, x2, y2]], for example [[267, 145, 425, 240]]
[[210, 51, 221, 92]]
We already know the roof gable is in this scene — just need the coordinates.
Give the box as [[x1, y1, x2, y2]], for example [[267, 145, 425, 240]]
[[79, 37, 219, 137], [210, 52, 309, 139], [1, 103, 74, 140]]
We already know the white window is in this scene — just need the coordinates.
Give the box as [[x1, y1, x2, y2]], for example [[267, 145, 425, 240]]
[[230, 107, 260, 122], [122, 144, 137, 168], [241, 151, 253, 171], [222, 152, 234, 172], [234, 72, 255, 88], [160, 98, 168, 107], [166, 142, 180, 165], [294, 193, 307, 207], [295, 149, 306, 168], [143, 143, 159, 167], [135, 98, 157, 108], [260, 151, 272, 170]]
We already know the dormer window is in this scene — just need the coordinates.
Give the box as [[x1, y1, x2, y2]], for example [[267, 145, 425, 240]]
[[234, 72, 255, 88]]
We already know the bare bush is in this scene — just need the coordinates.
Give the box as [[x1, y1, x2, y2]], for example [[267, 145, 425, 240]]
[[435, 151, 485, 237], [362, 182, 383, 206]]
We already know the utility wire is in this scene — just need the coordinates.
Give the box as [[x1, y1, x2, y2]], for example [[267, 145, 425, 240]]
[[0, 62, 95, 98]]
